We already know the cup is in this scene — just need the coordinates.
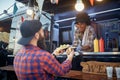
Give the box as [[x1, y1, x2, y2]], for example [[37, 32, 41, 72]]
[[115, 67, 120, 79], [106, 67, 113, 78]]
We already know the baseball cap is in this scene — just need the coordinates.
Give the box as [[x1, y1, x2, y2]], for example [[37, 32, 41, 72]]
[[75, 12, 90, 25], [18, 20, 42, 45]]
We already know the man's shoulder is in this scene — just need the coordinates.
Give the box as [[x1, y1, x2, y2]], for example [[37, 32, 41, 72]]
[[35, 49, 51, 56]]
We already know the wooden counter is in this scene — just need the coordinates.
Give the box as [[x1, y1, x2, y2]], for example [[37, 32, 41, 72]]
[[0, 65, 17, 80], [61, 70, 118, 80], [0, 65, 118, 80], [0, 65, 14, 71]]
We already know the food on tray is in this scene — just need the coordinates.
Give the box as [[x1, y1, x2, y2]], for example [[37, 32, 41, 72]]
[[54, 44, 70, 54], [54, 44, 76, 55], [59, 44, 70, 50]]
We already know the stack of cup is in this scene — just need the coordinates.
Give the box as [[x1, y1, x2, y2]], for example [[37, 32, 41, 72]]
[[106, 67, 113, 79], [115, 67, 120, 79], [106, 67, 120, 80]]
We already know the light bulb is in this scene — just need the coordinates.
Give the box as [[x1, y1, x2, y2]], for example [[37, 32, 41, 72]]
[[75, 0, 84, 11], [96, 0, 103, 2], [26, 7, 34, 15]]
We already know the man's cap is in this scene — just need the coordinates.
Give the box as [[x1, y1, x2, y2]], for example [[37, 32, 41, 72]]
[[18, 20, 42, 45], [75, 12, 91, 25]]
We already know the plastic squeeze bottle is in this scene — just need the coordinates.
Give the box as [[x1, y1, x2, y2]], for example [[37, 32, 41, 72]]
[[94, 38, 99, 52], [99, 37, 104, 52]]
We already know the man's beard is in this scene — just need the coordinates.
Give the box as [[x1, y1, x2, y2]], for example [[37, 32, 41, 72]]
[[37, 37, 47, 50]]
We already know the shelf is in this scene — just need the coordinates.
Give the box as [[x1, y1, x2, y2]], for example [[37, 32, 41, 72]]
[[110, 30, 119, 33], [82, 52, 120, 55]]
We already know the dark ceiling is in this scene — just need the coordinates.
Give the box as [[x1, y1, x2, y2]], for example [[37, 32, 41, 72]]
[[43, 0, 120, 14], [16, 0, 120, 22], [16, 0, 120, 14]]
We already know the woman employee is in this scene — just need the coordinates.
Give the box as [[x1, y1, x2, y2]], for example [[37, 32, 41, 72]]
[[73, 12, 96, 52]]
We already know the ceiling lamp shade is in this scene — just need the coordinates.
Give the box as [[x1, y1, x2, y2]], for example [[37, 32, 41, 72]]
[[75, 0, 84, 11]]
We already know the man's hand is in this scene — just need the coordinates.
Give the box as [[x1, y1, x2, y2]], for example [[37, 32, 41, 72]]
[[66, 47, 75, 61], [66, 47, 74, 55]]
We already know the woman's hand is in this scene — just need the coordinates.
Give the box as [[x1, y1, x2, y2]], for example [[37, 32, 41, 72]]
[[81, 45, 90, 50]]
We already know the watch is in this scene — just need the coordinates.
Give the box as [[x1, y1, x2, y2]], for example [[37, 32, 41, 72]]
[[52, 53, 57, 58]]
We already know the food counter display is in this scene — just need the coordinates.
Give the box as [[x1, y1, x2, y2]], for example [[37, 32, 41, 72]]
[[56, 52, 120, 70], [7, 52, 120, 70], [80, 52, 120, 62], [5, 52, 120, 80]]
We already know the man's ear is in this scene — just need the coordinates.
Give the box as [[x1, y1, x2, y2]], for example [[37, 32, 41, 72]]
[[35, 33, 39, 40], [40, 29, 44, 37]]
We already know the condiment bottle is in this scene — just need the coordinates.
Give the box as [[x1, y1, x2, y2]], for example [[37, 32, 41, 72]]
[[99, 37, 104, 52], [94, 38, 99, 52]]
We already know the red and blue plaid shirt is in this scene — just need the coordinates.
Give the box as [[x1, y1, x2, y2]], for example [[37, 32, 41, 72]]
[[14, 44, 72, 80]]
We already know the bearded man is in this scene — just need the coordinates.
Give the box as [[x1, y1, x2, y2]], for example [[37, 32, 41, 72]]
[[14, 20, 74, 80]]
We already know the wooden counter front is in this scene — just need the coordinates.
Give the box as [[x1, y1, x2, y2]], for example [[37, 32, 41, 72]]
[[0, 65, 118, 80], [61, 70, 117, 80]]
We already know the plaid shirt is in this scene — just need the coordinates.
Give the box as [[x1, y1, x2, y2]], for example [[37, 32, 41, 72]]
[[73, 26, 96, 51], [14, 45, 72, 80]]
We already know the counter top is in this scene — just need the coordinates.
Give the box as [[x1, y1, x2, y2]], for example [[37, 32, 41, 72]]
[[0, 65, 117, 80], [60, 70, 117, 80], [82, 52, 120, 55], [7, 52, 120, 58], [0, 65, 14, 71], [57, 52, 120, 58]]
